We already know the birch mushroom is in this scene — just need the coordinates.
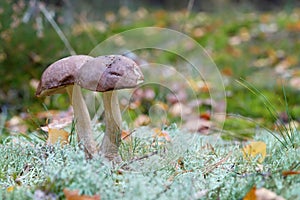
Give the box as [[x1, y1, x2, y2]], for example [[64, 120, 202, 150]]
[[36, 55, 97, 158], [76, 55, 144, 161]]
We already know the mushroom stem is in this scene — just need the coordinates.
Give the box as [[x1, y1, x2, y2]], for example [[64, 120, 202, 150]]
[[100, 90, 122, 161], [67, 85, 97, 159]]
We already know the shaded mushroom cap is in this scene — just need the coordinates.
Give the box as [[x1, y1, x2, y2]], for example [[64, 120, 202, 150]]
[[76, 55, 144, 92], [36, 55, 93, 97]]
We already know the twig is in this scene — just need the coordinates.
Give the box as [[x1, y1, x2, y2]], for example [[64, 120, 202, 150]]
[[180, 0, 195, 32], [120, 150, 158, 168], [203, 151, 233, 177], [121, 129, 136, 140], [39, 3, 76, 55]]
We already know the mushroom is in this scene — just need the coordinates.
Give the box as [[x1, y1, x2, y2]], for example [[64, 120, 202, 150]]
[[76, 55, 144, 161], [36, 55, 97, 158]]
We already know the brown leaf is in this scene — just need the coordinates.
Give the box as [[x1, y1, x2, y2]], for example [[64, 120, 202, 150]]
[[282, 170, 300, 176], [121, 130, 131, 141], [152, 128, 171, 142], [243, 186, 257, 200], [200, 112, 211, 120], [134, 114, 150, 127], [286, 21, 300, 32], [47, 128, 69, 145], [221, 67, 233, 76], [192, 27, 205, 38], [275, 56, 298, 74], [64, 189, 100, 200]]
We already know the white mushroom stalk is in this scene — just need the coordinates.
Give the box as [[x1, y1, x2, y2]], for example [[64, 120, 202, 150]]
[[67, 85, 97, 158], [36, 55, 98, 159], [77, 55, 144, 161], [100, 91, 122, 161]]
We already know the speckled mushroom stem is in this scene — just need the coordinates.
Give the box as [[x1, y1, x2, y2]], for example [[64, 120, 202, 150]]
[[67, 85, 97, 159], [100, 90, 122, 161]]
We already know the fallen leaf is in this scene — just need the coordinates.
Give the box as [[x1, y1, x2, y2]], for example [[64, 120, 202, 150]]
[[182, 116, 212, 133], [6, 186, 14, 192], [239, 27, 251, 42], [200, 112, 211, 120], [226, 45, 242, 57], [64, 189, 100, 200], [290, 77, 300, 90], [155, 101, 169, 111], [121, 130, 131, 141], [105, 11, 116, 23], [47, 128, 69, 145], [134, 114, 150, 127], [244, 187, 285, 200], [41, 116, 73, 132], [192, 27, 205, 38], [221, 67, 233, 76], [5, 116, 28, 134], [275, 56, 298, 74], [260, 14, 271, 23], [152, 128, 171, 142], [242, 141, 266, 163], [286, 21, 300, 32], [243, 186, 257, 200], [169, 102, 192, 117], [143, 88, 155, 100], [188, 79, 210, 93], [29, 79, 40, 90], [256, 188, 285, 200], [29, 52, 42, 63], [282, 170, 300, 176]]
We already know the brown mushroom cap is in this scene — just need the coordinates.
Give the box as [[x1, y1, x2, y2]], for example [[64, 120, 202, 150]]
[[36, 55, 93, 97], [76, 55, 144, 92]]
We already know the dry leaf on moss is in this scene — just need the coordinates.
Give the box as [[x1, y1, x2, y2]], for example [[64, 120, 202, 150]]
[[243, 186, 257, 200], [282, 170, 300, 176], [256, 188, 285, 200], [64, 189, 100, 200], [242, 141, 266, 163], [121, 129, 132, 141], [243, 186, 285, 200], [47, 128, 69, 145], [152, 128, 171, 142]]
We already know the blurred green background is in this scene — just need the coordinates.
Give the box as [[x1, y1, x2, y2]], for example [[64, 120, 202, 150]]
[[0, 0, 300, 138]]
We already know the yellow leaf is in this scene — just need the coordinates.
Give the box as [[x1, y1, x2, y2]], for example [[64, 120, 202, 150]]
[[64, 189, 100, 200], [47, 128, 69, 145], [242, 141, 266, 163], [7, 186, 14, 192], [243, 186, 257, 200]]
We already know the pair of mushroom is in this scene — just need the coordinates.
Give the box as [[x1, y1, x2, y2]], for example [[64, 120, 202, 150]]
[[36, 55, 144, 160]]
